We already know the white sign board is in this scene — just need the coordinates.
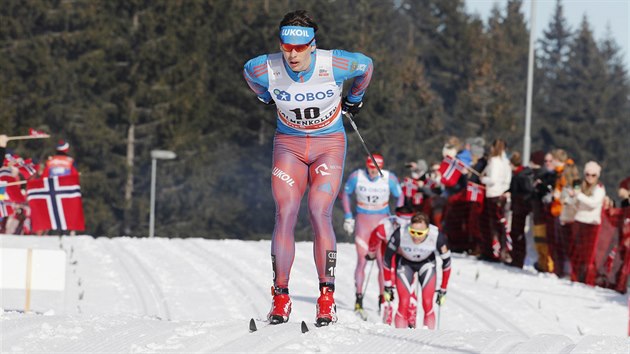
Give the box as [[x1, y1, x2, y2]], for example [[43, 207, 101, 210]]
[[0, 248, 66, 291]]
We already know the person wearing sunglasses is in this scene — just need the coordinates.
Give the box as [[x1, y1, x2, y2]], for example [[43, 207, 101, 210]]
[[566, 161, 606, 284], [530, 151, 557, 273], [243, 10, 374, 326], [381, 212, 451, 329], [365, 206, 415, 326], [341, 153, 403, 320]]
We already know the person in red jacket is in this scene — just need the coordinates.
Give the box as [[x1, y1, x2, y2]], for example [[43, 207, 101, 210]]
[[42, 140, 78, 177]]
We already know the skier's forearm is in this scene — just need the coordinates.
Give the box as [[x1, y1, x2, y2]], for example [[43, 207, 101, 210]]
[[341, 191, 353, 218]]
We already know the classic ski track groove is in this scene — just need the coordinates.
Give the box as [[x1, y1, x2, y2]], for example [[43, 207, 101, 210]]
[[449, 287, 528, 336], [194, 239, 315, 295], [191, 239, 323, 320], [177, 240, 264, 318], [115, 241, 172, 320], [101, 241, 152, 316], [102, 240, 171, 320], [153, 238, 233, 318], [3, 237, 624, 353]]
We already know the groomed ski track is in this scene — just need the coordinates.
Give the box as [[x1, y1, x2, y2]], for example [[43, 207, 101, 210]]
[[1, 236, 628, 353]]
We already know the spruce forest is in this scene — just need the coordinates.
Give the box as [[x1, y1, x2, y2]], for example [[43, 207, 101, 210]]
[[1, 0, 628, 240]]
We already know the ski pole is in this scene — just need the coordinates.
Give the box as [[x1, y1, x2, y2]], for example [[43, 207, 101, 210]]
[[362, 260, 375, 295], [343, 112, 383, 177], [415, 276, 420, 328], [437, 300, 442, 330]]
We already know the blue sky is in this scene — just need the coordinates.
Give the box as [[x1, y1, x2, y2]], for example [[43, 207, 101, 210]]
[[465, 0, 630, 70]]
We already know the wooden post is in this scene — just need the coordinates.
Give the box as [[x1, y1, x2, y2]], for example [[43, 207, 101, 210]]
[[25, 248, 33, 312]]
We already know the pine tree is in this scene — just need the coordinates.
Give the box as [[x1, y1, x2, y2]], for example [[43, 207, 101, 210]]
[[486, 0, 529, 145], [2, 1, 627, 237], [402, 0, 474, 126], [533, 0, 574, 151], [596, 27, 630, 189]]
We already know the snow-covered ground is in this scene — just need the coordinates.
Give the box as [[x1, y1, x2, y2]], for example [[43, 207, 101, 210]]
[[1, 235, 628, 353]]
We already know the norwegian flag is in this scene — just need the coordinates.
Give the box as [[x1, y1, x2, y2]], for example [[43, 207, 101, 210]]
[[0, 200, 15, 217], [605, 246, 618, 273], [27, 174, 85, 232], [425, 178, 440, 190], [3, 153, 16, 166], [401, 177, 417, 198], [5, 154, 37, 179], [29, 128, 49, 137], [439, 156, 467, 187], [401, 177, 424, 206], [17, 158, 37, 179], [0, 167, 25, 203], [0, 201, 12, 217], [466, 181, 485, 203]]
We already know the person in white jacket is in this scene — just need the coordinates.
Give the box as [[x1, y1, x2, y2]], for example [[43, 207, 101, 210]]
[[566, 161, 606, 284], [480, 139, 512, 262]]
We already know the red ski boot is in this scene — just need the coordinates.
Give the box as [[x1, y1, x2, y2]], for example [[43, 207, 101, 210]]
[[268, 286, 291, 324], [316, 283, 337, 326]]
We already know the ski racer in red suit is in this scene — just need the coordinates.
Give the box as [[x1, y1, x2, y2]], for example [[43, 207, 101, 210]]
[[341, 153, 403, 317], [243, 10, 373, 326], [366, 206, 414, 325], [42, 140, 78, 177], [382, 212, 451, 329]]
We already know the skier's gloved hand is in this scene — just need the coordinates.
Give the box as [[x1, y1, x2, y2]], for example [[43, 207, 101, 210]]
[[343, 218, 355, 235], [365, 252, 376, 261], [436, 289, 447, 306], [257, 96, 275, 106], [383, 286, 395, 302], [341, 96, 363, 116]]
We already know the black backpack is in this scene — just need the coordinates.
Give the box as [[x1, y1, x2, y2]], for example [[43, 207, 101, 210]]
[[511, 167, 535, 199]]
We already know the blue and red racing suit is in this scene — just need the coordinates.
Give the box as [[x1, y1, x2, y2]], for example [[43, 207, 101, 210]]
[[244, 49, 373, 288], [342, 168, 403, 297]]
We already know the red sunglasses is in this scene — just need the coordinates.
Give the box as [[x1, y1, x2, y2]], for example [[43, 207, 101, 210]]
[[280, 37, 315, 53]]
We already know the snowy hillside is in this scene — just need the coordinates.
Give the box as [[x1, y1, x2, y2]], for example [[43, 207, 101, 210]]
[[1, 235, 628, 353]]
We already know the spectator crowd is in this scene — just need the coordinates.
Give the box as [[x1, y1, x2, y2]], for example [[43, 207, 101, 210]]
[[0, 132, 84, 236], [398, 136, 630, 294]]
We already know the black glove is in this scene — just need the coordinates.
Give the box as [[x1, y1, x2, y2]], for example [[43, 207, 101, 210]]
[[436, 289, 447, 306], [341, 96, 363, 116], [383, 286, 395, 302], [257, 96, 275, 106], [365, 253, 376, 261]]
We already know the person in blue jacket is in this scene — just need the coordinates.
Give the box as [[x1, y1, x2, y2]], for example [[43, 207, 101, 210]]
[[243, 10, 374, 326]]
